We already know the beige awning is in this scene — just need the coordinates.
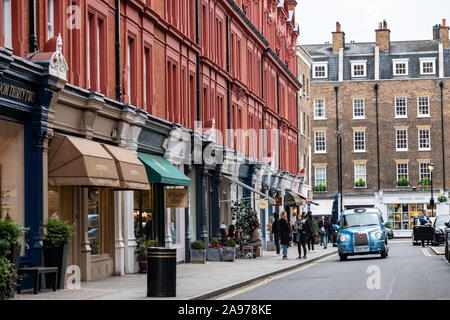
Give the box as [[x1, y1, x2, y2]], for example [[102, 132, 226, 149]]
[[48, 134, 120, 187], [102, 144, 149, 190]]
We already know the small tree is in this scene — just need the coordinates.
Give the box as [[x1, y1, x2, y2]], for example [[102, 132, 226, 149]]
[[232, 200, 259, 238]]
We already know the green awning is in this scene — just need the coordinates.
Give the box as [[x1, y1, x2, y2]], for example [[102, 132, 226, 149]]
[[137, 153, 191, 186]]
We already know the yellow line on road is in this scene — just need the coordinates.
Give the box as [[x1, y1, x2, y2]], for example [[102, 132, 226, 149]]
[[217, 253, 337, 300], [422, 248, 431, 256]]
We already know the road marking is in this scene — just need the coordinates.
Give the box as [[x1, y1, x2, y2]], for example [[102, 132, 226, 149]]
[[422, 248, 432, 257], [216, 254, 338, 300]]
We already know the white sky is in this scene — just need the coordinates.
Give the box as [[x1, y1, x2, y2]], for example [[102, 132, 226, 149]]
[[296, 0, 450, 45]]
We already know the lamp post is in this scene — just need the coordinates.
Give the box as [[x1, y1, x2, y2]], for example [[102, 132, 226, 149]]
[[428, 162, 435, 216], [336, 131, 343, 215]]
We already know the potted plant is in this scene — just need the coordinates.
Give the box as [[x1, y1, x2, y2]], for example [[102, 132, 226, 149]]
[[233, 200, 259, 238], [190, 240, 206, 263], [222, 239, 237, 262], [314, 183, 326, 192], [438, 195, 447, 203], [396, 177, 409, 187], [135, 238, 158, 273], [0, 256, 16, 300], [355, 179, 366, 188], [42, 216, 75, 289], [418, 177, 432, 191], [0, 217, 28, 290], [207, 238, 222, 261]]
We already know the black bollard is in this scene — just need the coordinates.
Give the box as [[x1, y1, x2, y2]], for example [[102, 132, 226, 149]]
[[147, 247, 176, 297]]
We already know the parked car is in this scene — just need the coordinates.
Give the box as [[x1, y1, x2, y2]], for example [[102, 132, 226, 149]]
[[432, 215, 450, 246], [385, 227, 394, 239], [333, 208, 389, 261], [412, 217, 434, 246]]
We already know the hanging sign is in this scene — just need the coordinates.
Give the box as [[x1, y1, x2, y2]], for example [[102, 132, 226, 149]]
[[258, 199, 269, 209], [166, 189, 188, 208], [271, 197, 282, 207]]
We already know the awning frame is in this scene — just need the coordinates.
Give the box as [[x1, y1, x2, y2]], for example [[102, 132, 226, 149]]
[[221, 175, 275, 203]]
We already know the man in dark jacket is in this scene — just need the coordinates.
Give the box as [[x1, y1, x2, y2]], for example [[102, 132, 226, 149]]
[[271, 211, 281, 256], [280, 211, 291, 260], [305, 211, 315, 252]]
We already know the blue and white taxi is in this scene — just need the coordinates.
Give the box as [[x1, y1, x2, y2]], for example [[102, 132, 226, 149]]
[[333, 208, 389, 261]]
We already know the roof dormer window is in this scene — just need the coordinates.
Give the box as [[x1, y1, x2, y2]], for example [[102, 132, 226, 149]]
[[420, 57, 436, 75], [351, 60, 366, 78]]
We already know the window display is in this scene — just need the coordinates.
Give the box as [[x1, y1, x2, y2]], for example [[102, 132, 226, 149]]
[[134, 185, 154, 240], [88, 188, 112, 256], [387, 203, 433, 230]]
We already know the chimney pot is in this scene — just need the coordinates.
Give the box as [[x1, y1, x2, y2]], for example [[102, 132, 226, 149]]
[[383, 19, 387, 29], [378, 22, 382, 29], [443, 19, 447, 27], [336, 22, 341, 32]]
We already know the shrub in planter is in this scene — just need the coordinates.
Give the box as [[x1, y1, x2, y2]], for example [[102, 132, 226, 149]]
[[207, 238, 223, 261], [222, 239, 236, 262], [438, 195, 447, 203], [42, 216, 75, 289], [314, 184, 326, 192], [135, 238, 158, 273], [396, 177, 409, 187], [190, 240, 206, 263], [0, 256, 16, 300]]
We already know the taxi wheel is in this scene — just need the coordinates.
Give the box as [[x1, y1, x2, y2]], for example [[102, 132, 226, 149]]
[[380, 250, 387, 259], [339, 254, 347, 261]]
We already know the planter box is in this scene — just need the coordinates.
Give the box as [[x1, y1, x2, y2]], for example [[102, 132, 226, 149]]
[[266, 241, 275, 251], [137, 257, 147, 273], [221, 247, 236, 261], [43, 241, 69, 289], [190, 249, 206, 263], [207, 248, 222, 261]]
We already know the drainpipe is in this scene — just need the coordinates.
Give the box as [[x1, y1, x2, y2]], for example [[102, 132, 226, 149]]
[[196, 0, 200, 121], [115, 0, 122, 101], [440, 81, 446, 190], [226, 16, 231, 145], [276, 73, 280, 169], [29, 0, 38, 52], [374, 82, 381, 191], [334, 84, 342, 214]]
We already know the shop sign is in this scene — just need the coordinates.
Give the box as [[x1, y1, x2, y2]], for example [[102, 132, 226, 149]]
[[271, 197, 282, 207], [258, 199, 269, 209], [166, 189, 188, 208], [0, 80, 36, 105]]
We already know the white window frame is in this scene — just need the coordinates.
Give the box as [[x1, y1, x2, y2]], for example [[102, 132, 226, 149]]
[[354, 163, 367, 188], [420, 57, 436, 75], [312, 62, 328, 79], [396, 163, 409, 183], [419, 163, 431, 181], [314, 131, 326, 154], [353, 130, 366, 152], [417, 96, 430, 117], [2, 0, 12, 49], [353, 98, 365, 119], [47, 0, 54, 40], [395, 97, 408, 118], [351, 60, 366, 78], [392, 58, 409, 76], [418, 128, 431, 151], [395, 129, 408, 151], [315, 167, 327, 188], [313, 99, 326, 120]]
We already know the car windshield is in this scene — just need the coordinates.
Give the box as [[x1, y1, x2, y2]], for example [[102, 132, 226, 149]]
[[435, 216, 450, 227], [342, 213, 380, 228]]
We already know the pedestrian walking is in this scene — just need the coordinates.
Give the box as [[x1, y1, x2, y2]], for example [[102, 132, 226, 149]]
[[280, 211, 291, 260], [271, 211, 281, 256], [321, 217, 333, 249], [318, 216, 326, 246], [305, 211, 315, 252], [293, 212, 307, 259]]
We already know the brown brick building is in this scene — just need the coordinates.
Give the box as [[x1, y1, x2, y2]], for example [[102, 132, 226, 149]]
[[304, 21, 450, 236]]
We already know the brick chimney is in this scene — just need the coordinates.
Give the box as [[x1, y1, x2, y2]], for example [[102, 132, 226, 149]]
[[375, 20, 390, 51], [433, 19, 449, 48], [286, 0, 297, 11], [332, 22, 345, 53]]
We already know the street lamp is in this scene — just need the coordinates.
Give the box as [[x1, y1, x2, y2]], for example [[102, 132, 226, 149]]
[[428, 162, 435, 216], [336, 131, 343, 215]]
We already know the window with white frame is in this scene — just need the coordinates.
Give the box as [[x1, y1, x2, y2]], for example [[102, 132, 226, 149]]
[[354, 163, 367, 187], [353, 130, 366, 152], [314, 99, 326, 119], [396, 129, 408, 151], [2, 0, 12, 49], [313, 62, 328, 79], [395, 97, 407, 118], [351, 61, 366, 77], [396, 163, 409, 182], [393, 59, 409, 76], [419, 163, 431, 181], [353, 98, 365, 119], [315, 167, 327, 188], [417, 96, 430, 117], [420, 58, 436, 75], [418, 129, 431, 150], [47, 0, 54, 40], [314, 131, 326, 153]]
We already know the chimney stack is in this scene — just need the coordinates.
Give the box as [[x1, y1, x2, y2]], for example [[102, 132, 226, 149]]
[[434, 19, 449, 48], [286, 0, 297, 11], [332, 22, 345, 53], [375, 20, 391, 51]]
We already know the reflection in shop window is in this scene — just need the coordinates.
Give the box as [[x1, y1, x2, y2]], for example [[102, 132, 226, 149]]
[[134, 186, 155, 241], [88, 188, 112, 256]]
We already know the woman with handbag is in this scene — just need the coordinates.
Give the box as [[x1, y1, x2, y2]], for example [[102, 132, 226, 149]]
[[279, 211, 291, 260], [293, 212, 307, 259]]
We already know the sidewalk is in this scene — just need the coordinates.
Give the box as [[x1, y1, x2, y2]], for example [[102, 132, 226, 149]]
[[13, 246, 337, 300]]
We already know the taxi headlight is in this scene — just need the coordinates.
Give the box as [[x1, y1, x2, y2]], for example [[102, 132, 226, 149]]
[[340, 235, 348, 242], [375, 232, 382, 239]]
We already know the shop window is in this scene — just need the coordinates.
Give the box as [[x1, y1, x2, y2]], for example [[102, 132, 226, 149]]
[[0, 119, 24, 235], [87, 188, 112, 256], [387, 204, 429, 231], [134, 186, 156, 242]]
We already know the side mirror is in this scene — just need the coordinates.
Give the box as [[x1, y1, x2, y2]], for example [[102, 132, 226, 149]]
[[382, 222, 389, 228], [445, 222, 450, 228], [332, 224, 339, 230]]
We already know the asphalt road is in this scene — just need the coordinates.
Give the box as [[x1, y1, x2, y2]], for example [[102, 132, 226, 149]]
[[214, 240, 450, 300]]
